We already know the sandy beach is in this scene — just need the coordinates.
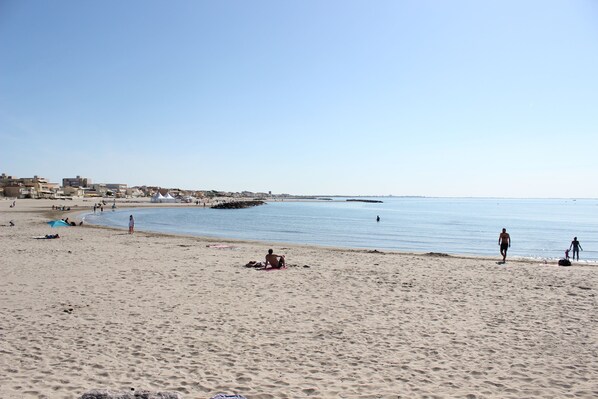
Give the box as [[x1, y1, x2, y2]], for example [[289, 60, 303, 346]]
[[1, 198, 596, 399]]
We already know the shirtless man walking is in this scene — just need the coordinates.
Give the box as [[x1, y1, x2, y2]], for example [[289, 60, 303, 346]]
[[498, 228, 511, 262], [265, 249, 286, 269]]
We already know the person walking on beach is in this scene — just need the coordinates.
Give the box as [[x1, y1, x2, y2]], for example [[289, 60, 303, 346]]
[[498, 228, 510, 262], [569, 237, 582, 261], [265, 249, 285, 269], [128, 215, 135, 234]]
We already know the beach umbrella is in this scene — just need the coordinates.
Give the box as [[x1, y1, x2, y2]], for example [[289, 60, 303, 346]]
[[47, 220, 70, 228]]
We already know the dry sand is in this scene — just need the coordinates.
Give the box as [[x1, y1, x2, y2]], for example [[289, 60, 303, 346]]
[[1, 198, 597, 399]]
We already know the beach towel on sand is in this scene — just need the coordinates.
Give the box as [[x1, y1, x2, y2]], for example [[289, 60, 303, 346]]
[[210, 395, 247, 399], [33, 234, 60, 239]]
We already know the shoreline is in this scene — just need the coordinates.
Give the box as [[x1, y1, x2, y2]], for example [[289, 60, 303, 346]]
[[1, 199, 597, 398], [74, 202, 598, 266], [7, 197, 597, 267]]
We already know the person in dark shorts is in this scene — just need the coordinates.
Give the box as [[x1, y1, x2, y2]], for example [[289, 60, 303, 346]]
[[265, 249, 286, 269], [569, 237, 583, 261], [498, 228, 511, 262]]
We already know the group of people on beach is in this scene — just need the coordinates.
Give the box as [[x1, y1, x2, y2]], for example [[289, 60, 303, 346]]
[[498, 228, 583, 263], [125, 209, 584, 265]]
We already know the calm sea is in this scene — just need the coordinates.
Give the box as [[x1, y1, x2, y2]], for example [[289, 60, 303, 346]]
[[84, 197, 598, 262]]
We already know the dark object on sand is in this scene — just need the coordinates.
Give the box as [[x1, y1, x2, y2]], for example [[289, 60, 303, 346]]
[[211, 200, 265, 209], [245, 261, 262, 268], [426, 252, 450, 257], [34, 234, 60, 239], [558, 258, 571, 266], [79, 389, 183, 399]]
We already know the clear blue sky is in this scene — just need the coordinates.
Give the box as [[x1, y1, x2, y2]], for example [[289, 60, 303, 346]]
[[1, 0, 597, 197]]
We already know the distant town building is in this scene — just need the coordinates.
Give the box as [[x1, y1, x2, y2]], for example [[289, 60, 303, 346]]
[[1, 173, 58, 198], [105, 183, 128, 197], [126, 187, 144, 197], [63, 175, 91, 188], [106, 183, 127, 191], [63, 186, 85, 197], [87, 184, 108, 197]]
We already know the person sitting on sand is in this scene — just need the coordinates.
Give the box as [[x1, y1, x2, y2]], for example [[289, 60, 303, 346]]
[[265, 249, 285, 269]]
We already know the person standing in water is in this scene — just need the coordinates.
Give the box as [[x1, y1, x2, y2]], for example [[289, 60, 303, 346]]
[[569, 237, 583, 261], [129, 215, 135, 234], [498, 228, 511, 262]]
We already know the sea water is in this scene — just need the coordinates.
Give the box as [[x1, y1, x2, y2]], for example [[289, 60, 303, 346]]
[[85, 197, 598, 261]]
